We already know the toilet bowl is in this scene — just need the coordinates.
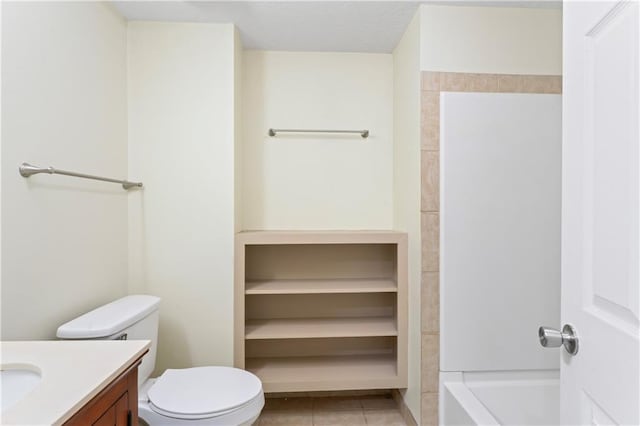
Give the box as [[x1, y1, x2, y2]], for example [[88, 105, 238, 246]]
[[138, 367, 264, 425], [57, 295, 264, 425]]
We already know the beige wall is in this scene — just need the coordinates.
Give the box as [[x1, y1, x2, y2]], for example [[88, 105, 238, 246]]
[[241, 51, 394, 230], [1, 7, 564, 414], [420, 5, 562, 75], [127, 22, 239, 373], [1, 2, 128, 339], [1, 1, 3, 306], [234, 28, 244, 233], [392, 10, 422, 425]]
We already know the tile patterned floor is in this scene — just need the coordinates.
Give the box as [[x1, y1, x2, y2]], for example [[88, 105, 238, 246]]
[[255, 394, 408, 426]]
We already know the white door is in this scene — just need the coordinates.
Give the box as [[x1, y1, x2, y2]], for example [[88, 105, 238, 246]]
[[562, 1, 639, 425]]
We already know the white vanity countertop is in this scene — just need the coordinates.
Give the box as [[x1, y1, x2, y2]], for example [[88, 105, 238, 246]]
[[1, 340, 150, 425]]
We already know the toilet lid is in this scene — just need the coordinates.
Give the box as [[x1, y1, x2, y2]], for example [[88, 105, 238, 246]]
[[147, 366, 263, 420]]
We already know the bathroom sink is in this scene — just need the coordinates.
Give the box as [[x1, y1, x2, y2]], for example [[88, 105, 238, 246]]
[[1, 366, 42, 412]]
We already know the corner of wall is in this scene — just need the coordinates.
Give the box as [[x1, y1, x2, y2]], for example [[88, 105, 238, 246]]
[[0, 0, 4, 297], [392, 8, 422, 425], [126, 21, 237, 372], [233, 26, 243, 234]]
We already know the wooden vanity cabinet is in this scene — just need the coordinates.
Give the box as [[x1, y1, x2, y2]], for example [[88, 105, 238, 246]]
[[64, 353, 146, 426]]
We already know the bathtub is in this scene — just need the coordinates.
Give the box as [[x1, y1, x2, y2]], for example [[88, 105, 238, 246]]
[[440, 370, 559, 426]]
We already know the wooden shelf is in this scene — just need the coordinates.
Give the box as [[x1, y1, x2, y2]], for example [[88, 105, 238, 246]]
[[245, 354, 400, 392], [245, 278, 397, 295], [237, 230, 406, 245], [245, 317, 397, 340]]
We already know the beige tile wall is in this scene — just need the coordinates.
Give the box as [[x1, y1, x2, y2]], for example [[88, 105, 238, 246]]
[[419, 72, 561, 425]]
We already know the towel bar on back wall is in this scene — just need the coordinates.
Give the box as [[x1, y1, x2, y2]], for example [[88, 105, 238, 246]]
[[268, 128, 369, 138], [19, 163, 143, 190]]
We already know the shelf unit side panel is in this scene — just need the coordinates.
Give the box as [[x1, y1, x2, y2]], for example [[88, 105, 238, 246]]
[[396, 235, 409, 387]]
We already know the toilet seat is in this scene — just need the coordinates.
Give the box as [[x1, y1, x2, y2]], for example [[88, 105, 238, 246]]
[[147, 366, 263, 420]]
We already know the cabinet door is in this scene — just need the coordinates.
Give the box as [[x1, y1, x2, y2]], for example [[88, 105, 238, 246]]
[[92, 392, 129, 426], [114, 392, 130, 426], [93, 405, 115, 426]]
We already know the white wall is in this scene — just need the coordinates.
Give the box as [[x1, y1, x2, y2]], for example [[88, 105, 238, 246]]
[[241, 51, 394, 230], [1, 2, 128, 339], [420, 5, 562, 75], [127, 22, 238, 372], [392, 10, 422, 424]]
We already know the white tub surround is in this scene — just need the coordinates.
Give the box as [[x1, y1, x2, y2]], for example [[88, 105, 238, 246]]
[[440, 371, 559, 426], [1, 340, 149, 425], [438, 92, 562, 425], [440, 92, 562, 372]]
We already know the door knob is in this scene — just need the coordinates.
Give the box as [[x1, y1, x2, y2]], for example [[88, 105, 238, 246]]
[[538, 324, 579, 355]]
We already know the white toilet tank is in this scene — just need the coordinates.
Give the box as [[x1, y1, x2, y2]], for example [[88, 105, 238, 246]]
[[57, 295, 161, 387]]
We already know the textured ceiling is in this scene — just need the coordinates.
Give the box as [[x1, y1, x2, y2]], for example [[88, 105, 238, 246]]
[[112, 1, 561, 53], [113, 1, 420, 53]]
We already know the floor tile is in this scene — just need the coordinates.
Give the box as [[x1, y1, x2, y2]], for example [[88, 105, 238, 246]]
[[364, 408, 407, 425], [256, 394, 407, 426], [359, 395, 398, 411], [264, 397, 313, 411], [313, 396, 362, 411], [257, 409, 313, 426], [312, 409, 367, 426]]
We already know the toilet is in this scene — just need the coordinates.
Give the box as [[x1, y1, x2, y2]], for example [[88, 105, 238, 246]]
[[56, 295, 264, 425]]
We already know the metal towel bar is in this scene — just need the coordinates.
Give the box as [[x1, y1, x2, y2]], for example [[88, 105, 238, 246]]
[[19, 163, 143, 190], [268, 128, 369, 138]]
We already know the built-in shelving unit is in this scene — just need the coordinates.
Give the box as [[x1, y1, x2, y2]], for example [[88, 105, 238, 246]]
[[235, 231, 407, 393]]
